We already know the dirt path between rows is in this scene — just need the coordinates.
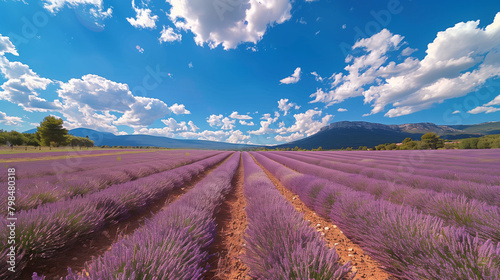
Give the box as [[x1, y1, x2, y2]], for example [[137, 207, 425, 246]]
[[252, 156, 393, 280], [24, 153, 233, 280], [205, 154, 250, 280]]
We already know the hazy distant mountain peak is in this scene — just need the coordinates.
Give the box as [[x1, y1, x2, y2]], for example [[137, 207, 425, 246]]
[[283, 121, 500, 150]]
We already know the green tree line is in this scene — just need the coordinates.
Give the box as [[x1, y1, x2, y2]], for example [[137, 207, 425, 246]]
[[0, 116, 94, 148]]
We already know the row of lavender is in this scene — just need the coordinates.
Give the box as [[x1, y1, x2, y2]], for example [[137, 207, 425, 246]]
[[252, 152, 500, 279], [317, 150, 500, 175], [261, 152, 500, 241], [1, 152, 231, 279], [31, 152, 241, 280], [313, 151, 500, 179], [297, 149, 500, 188], [241, 153, 352, 279], [321, 150, 500, 182], [0, 149, 139, 160], [2, 150, 204, 180], [32, 152, 353, 280], [320, 149, 500, 164], [280, 151, 500, 185], [0, 150, 182, 186], [1, 150, 220, 212]]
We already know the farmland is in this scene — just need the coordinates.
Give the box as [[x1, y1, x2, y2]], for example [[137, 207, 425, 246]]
[[1, 149, 499, 280]]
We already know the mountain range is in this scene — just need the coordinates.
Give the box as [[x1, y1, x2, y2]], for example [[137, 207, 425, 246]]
[[276, 121, 500, 150], [24, 121, 500, 150], [24, 128, 256, 150]]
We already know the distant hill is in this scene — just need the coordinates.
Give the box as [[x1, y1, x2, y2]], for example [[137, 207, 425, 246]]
[[23, 121, 500, 150], [23, 128, 38, 134], [449, 122, 500, 135], [68, 128, 256, 150], [277, 122, 419, 150], [24, 128, 257, 150], [276, 121, 500, 150], [394, 122, 462, 135]]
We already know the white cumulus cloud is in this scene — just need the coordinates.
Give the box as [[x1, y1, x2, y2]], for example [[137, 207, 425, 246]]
[[207, 114, 237, 130], [467, 94, 500, 114], [0, 111, 23, 126], [468, 106, 500, 114], [249, 118, 274, 135], [275, 132, 303, 142], [207, 114, 224, 127], [43, 0, 112, 20], [188, 120, 199, 132], [280, 67, 301, 84], [311, 71, 324, 82], [0, 57, 58, 112], [485, 94, 500, 106], [58, 74, 135, 112], [165, 0, 292, 50], [309, 13, 500, 117], [183, 130, 231, 142], [401, 47, 417, 56], [114, 96, 171, 127], [59, 103, 119, 133], [159, 26, 182, 43], [126, 0, 158, 29], [227, 130, 250, 143], [239, 120, 254, 126], [135, 118, 200, 137], [169, 103, 191, 114], [0, 35, 18, 56], [284, 109, 332, 136], [277, 98, 300, 115], [221, 117, 236, 130], [229, 111, 252, 120]]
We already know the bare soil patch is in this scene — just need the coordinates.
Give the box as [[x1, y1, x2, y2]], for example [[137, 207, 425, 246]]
[[205, 154, 250, 280]]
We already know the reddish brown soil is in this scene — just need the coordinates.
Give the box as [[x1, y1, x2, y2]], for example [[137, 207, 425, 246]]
[[24, 154, 232, 280], [205, 154, 250, 280], [252, 155, 393, 280]]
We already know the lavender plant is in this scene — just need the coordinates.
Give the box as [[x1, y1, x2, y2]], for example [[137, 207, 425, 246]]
[[260, 152, 500, 234], [0, 150, 221, 213], [251, 152, 500, 280], [276, 151, 500, 200], [242, 152, 352, 280], [0, 152, 232, 279], [54, 152, 240, 280]]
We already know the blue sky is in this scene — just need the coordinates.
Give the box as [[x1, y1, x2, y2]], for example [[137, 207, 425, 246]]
[[0, 0, 499, 145]]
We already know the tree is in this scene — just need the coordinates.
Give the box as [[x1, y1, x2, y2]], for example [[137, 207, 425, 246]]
[[459, 138, 479, 149], [477, 138, 490, 149], [67, 135, 93, 147], [23, 133, 40, 146], [5, 131, 28, 146], [399, 138, 418, 150], [402, 138, 413, 144], [492, 137, 500, 149], [385, 143, 398, 150], [375, 144, 386, 150], [420, 132, 444, 150], [38, 116, 68, 147]]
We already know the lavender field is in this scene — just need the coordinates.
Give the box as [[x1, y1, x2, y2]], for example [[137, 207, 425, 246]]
[[2, 149, 500, 280]]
